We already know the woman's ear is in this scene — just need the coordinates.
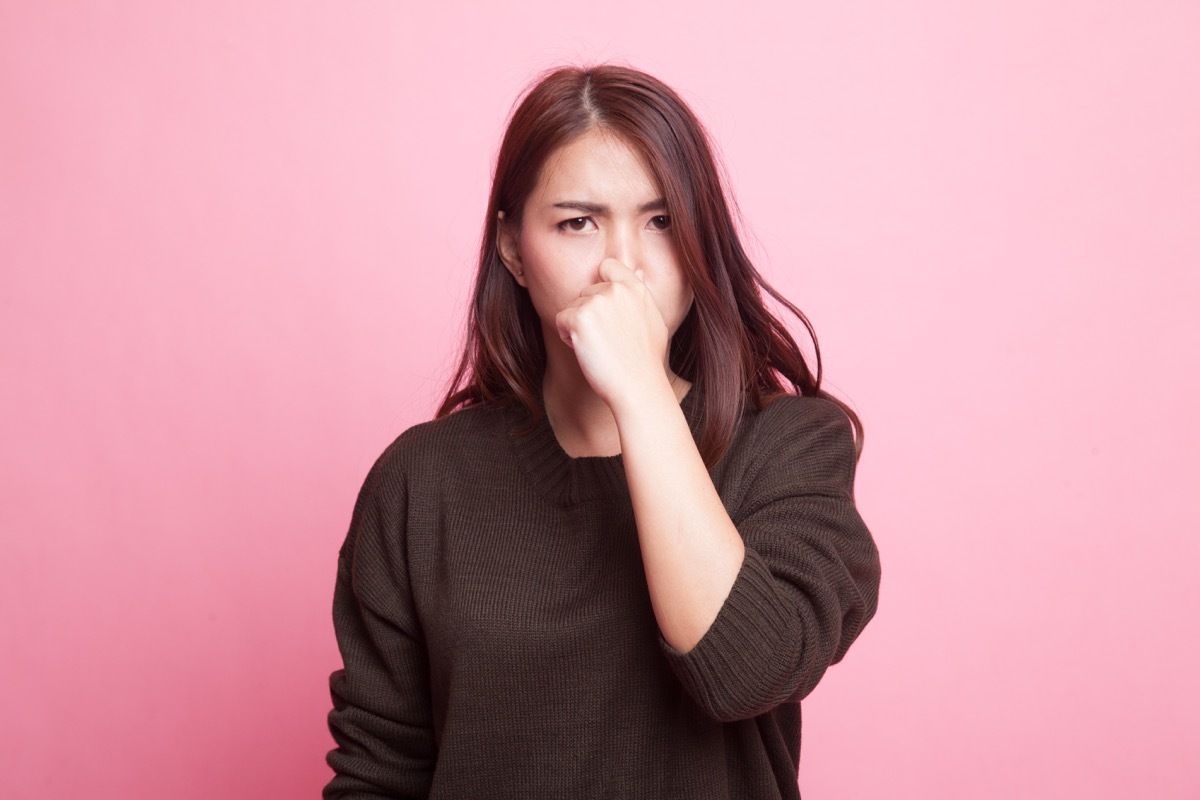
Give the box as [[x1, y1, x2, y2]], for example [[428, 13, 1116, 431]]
[[496, 211, 526, 287]]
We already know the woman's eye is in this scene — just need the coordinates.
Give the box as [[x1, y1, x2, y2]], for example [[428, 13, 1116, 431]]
[[649, 215, 671, 231], [558, 217, 593, 232]]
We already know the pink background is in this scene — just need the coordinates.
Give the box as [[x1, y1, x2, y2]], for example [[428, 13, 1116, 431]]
[[3, 1, 1198, 797]]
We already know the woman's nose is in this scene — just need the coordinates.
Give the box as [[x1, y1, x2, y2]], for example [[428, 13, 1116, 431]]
[[605, 224, 641, 270]]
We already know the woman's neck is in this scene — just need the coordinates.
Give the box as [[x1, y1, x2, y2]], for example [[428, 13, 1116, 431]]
[[541, 351, 621, 458]]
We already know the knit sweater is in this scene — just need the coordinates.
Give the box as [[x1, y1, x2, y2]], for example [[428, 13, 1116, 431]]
[[324, 389, 881, 799]]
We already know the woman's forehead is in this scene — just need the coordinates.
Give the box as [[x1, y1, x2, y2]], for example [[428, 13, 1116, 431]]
[[531, 129, 662, 207]]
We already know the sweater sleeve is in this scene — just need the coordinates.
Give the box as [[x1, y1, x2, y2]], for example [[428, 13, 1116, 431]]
[[658, 397, 881, 722], [324, 445, 436, 799]]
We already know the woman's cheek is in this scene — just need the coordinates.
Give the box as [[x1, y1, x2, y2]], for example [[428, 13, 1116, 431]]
[[551, 239, 604, 289], [522, 245, 591, 319]]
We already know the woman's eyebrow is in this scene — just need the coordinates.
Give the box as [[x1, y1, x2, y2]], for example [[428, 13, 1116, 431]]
[[553, 201, 607, 214], [551, 197, 667, 214]]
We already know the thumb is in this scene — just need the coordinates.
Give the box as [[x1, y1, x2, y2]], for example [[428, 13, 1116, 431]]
[[555, 309, 576, 349]]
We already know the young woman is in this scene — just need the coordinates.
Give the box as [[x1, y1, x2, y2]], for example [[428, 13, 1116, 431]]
[[324, 65, 881, 799]]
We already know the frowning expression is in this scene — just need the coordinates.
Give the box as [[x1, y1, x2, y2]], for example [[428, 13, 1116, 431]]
[[498, 128, 695, 348]]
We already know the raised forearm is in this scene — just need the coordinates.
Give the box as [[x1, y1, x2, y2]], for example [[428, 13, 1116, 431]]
[[613, 380, 745, 653]]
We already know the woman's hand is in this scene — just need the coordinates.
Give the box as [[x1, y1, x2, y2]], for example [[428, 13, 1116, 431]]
[[554, 257, 673, 413]]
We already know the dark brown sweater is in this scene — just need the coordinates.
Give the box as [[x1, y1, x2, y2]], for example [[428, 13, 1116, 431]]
[[324, 390, 880, 799]]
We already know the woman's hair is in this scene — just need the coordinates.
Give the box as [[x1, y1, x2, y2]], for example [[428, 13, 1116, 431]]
[[437, 64, 862, 465]]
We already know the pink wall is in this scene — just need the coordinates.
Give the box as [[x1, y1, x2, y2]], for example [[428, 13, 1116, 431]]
[[3, 2, 1197, 797]]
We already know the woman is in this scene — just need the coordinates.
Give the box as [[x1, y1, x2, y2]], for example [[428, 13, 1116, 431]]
[[324, 65, 881, 799]]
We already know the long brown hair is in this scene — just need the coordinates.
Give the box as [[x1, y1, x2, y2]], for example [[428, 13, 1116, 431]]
[[437, 65, 863, 465]]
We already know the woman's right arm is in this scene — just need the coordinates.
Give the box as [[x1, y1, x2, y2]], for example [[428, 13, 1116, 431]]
[[324, 448, 436, 799]]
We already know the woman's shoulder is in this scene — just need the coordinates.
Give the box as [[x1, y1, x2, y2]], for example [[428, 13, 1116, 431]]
[[748, 392, 854, 441], [366, 402, 513, 484], [723, 392, 859, 488]]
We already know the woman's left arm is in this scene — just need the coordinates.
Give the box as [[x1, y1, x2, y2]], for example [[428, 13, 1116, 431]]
[[616, 389, 881, 722], [559, 259, 880, 721], [614, 380, 748, 653], [558, 259, 751, 655]]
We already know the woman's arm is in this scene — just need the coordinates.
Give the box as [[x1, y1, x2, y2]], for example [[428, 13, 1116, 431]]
[[637, 396, 880, 721], [559, 258, 879, 721], [325, 446, 436, 799], [556, 257, 745, 651], [613, 377, 746, 653]]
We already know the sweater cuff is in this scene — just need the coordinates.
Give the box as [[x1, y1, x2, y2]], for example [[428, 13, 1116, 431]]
[[658, 548, 797, 720]]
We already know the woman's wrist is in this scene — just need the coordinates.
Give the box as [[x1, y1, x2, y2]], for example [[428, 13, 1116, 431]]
[[605, 367, 679, 422]]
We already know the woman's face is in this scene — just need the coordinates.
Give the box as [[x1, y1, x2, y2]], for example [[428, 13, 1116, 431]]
[[498, 128, 694, 347]]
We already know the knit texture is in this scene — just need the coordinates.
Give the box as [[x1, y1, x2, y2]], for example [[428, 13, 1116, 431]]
[[324, 390, 881, 799]]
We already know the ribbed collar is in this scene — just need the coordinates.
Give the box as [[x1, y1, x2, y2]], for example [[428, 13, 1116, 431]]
[[506, 386, 703, 507]]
